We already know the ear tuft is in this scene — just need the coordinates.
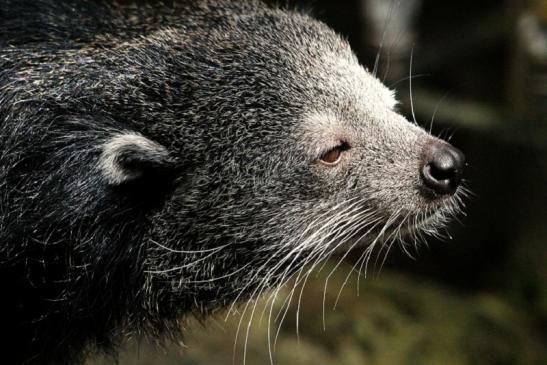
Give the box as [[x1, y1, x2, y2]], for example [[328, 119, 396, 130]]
[[99, 133, 174, 185]]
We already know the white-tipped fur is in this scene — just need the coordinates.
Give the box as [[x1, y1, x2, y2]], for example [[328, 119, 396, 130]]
[[99, 133, 168, 185]]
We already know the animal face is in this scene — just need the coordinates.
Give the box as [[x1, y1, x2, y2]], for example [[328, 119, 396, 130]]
[[297, 54, 466, 245], [122, 8, 467, 314]]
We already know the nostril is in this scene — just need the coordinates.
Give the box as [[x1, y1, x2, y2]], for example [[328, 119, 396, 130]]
[[421, 143, 465, 195], [430, 150, 459, 180], [428, 162, 454, 181]]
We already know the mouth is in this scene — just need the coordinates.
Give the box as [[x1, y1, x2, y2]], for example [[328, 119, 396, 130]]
[[397, 189, 469, 243], [356, 194, 463, 247], [301, 186, 467, 268], [397, 210, 444, 237]]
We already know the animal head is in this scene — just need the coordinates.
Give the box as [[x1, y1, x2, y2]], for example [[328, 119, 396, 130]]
[[93, 2, 466, 316]]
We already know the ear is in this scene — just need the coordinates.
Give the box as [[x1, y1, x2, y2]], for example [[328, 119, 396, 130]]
[[99, 132, 176, 186]]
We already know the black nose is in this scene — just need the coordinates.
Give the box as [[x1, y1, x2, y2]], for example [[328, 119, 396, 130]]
[[421, 143, 465, 195]]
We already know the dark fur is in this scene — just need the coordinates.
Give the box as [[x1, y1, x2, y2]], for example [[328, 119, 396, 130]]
[[0, 1, 465, 364]]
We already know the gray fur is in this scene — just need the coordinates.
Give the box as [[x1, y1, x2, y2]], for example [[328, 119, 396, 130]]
[[0, 0, 466, 363]]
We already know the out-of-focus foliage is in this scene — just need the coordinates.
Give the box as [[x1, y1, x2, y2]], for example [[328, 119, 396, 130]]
[[89, 263, 546, 365]]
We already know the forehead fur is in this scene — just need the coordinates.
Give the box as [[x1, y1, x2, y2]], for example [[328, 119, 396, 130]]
[[299, 54, 400, 145], [338, 58, 399, 112]]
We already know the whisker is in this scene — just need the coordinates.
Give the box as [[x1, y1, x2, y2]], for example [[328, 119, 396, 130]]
[[372, 0, 397, 77], [149, 239, 230, 255], [409, 44, 418, 125], [429, 92, 449, 134]]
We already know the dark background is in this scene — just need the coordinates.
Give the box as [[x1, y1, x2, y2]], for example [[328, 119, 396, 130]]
[[90, 0, 547, 364]]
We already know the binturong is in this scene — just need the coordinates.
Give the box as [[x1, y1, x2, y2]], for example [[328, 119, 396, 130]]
[[0, 0, 468, 364]]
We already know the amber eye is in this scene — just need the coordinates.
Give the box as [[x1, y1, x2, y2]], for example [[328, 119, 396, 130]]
[[319, 143, 349, 165]]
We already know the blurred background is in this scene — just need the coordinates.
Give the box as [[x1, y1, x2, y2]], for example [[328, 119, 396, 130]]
[[90, 0, 547, 364]]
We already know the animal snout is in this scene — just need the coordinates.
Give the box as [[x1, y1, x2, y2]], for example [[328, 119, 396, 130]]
[[420, 142, 465, 195]]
